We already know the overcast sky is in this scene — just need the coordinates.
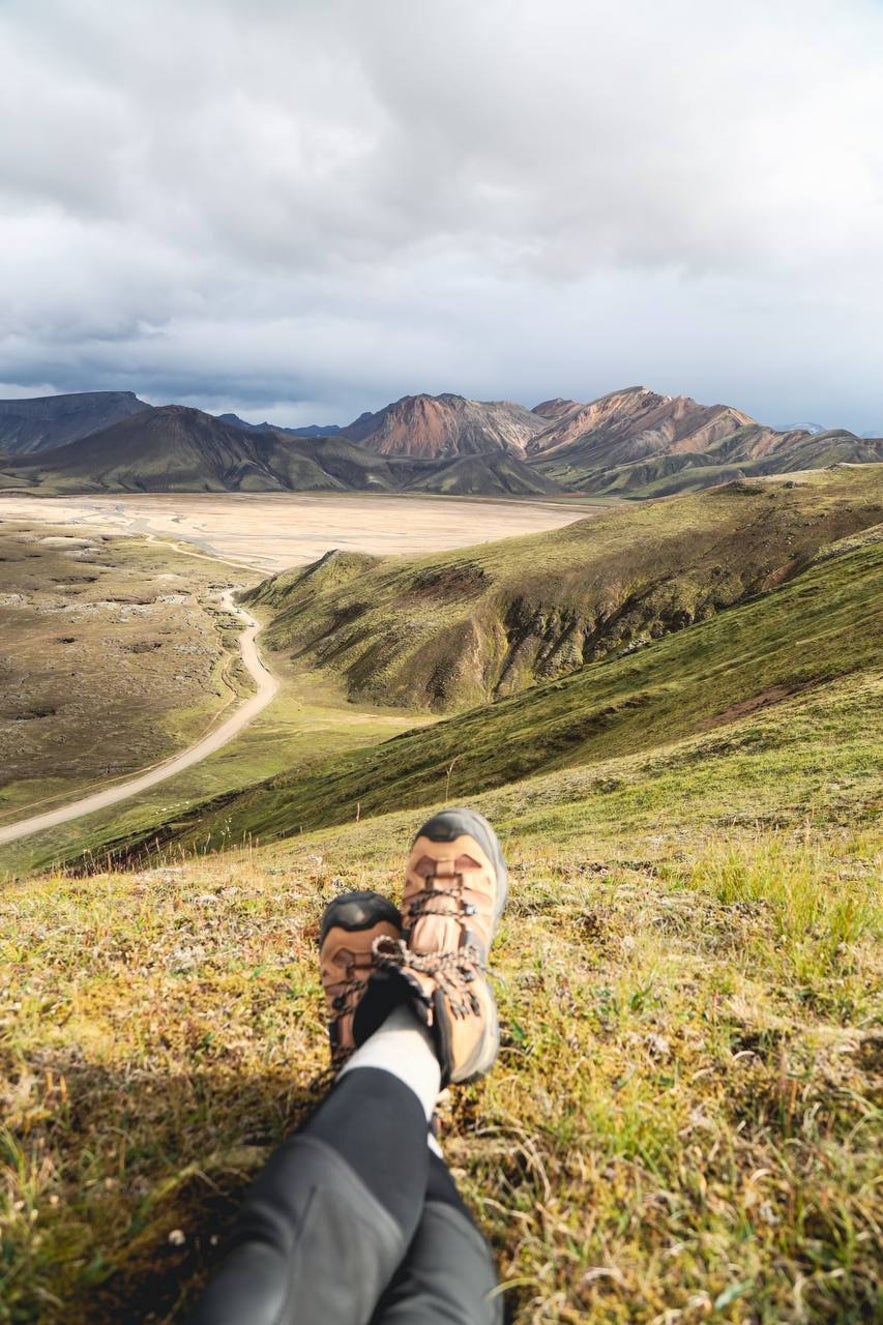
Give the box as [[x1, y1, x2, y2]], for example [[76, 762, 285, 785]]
[[2, 0, 882, 430]]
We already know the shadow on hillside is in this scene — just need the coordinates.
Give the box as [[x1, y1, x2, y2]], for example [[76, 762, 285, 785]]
[[30, 1054, 328, 1325]]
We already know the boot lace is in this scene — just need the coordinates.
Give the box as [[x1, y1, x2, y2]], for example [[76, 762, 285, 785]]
[[327, 954, 374, 1065], [402, 870, 480, 922], [371, 933, 485, 1019]]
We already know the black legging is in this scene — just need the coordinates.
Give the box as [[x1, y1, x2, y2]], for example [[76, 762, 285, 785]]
[[188, 1068, 501, 1325]]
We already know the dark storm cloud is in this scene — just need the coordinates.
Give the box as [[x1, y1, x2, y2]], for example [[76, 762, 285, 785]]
[[2, 0, 882, 429]]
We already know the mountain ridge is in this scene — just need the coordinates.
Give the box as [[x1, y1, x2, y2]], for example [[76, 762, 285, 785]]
[[341, 392, 546, 458], [0, 390, 151, 455], [3, 386, 882, 498], [1, 404, 565, 498]]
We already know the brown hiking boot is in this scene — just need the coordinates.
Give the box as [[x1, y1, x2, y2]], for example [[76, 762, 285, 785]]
[[319, 891, 403, 1067], [355, 809, 508, 1085]]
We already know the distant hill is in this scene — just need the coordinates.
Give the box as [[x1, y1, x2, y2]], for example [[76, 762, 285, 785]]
[[3, 407, 389, 494], [521, 387, 883, 494], [777, 421, 827, 435], [407, 451, 562, 497], [0, 391, 151, 455], [526, 386, 773, 466], [218, 412, 344, 438], [342, 393, 545, 458], [531, 397, 582, 420]]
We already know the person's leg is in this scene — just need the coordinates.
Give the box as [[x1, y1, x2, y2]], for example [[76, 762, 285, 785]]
[[370, 1149, 502, 1325], [187, 1070, 433, 1325], [189, 899, 440, 1325], [190, 808, 508, 1325]]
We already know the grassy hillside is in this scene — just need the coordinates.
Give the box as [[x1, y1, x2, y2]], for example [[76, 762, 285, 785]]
[[0, 652, 434, 884], [244, 468, 883, 713], [1, 740, 879, 1322], [95, 514, 883, 866], [407, 451, 562, 496]]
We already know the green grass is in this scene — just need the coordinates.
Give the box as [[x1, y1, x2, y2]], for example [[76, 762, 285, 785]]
[[1, 474, 881, 1322]]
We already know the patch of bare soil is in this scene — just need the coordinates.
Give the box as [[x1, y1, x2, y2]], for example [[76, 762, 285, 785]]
[[699, 682, 814, 729]]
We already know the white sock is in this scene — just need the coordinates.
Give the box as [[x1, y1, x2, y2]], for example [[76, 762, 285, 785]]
[[338, 1004, 441, 1121], [427, 1130, 444, 1160]]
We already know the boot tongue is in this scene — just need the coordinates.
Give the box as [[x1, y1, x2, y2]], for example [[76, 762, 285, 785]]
[[413, 912, 462, 954]]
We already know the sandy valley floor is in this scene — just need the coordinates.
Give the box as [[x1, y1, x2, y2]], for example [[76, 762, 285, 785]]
[[0, 492, 588, 572]]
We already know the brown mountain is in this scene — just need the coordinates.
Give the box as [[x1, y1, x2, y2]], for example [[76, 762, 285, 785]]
[[342, 393, 545, 458], [525, 386, 766, 464], [521, 387, 883, 494], [0, 390, 152, 455], [531, 397, 582, 421]]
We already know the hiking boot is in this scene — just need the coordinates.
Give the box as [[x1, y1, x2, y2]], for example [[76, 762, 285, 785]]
[[355, 808, 508, 1086], [319, 891, 403, 1067]]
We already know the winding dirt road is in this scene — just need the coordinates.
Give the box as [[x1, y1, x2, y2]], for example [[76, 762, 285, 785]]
[[0, 592, 279, 847]]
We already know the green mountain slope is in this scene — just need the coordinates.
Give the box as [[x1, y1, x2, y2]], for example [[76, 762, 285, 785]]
[[536, 440, 883, 499], [244, 468, 883, 712], [407, 451, 562, 496], [106, 514, 883, 860]]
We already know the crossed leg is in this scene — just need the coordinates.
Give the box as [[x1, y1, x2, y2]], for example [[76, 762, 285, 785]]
[[190, 809, 506, 1325], [189, 1039, 499, 1324]]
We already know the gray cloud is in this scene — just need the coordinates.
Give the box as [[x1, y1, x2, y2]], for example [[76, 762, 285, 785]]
[[2, 0, 882, 430]]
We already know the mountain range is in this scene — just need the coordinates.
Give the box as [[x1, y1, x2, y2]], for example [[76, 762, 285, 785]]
[[2, 386, 882, 499]]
